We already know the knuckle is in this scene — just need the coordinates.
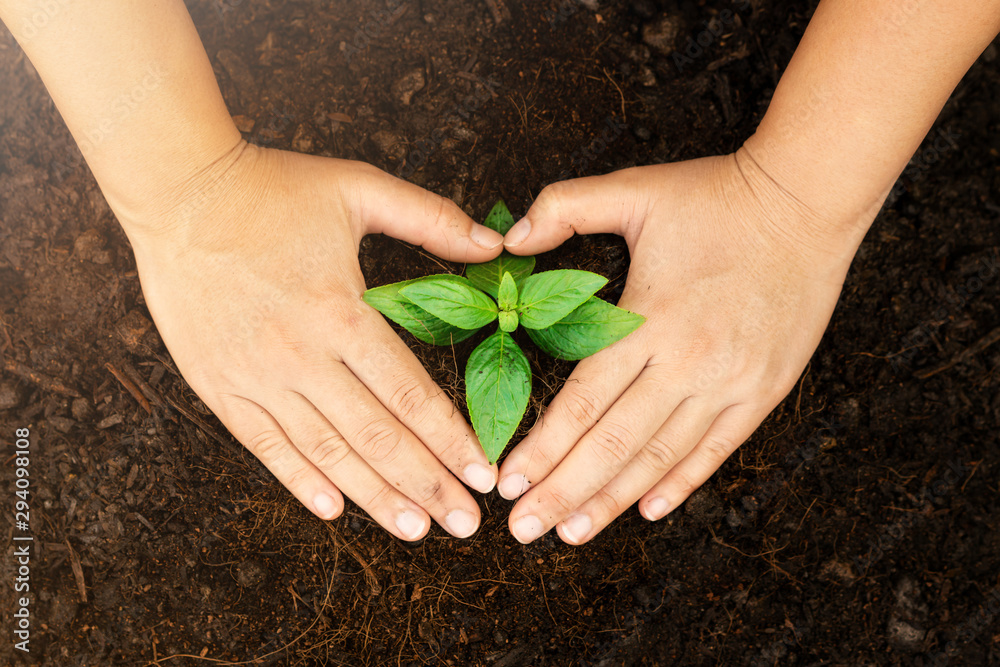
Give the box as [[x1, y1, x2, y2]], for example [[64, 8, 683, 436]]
[[559, 387, 604, 427], [670, 468, 701, 497], [282, 462, 318, 494], [511, 439, 557, 476], [304, 433, 352, 472], [247, 430, 289, 461], [428, 192, 462, 228], [544, 487, 579, 516], [364, 483, 396, 511], [586, 423, 636, 467], [355, 418, 404, 464], [433, 432, 472, 468], [698, 433, 740, 464], [591, 486, 625, 517], [533, 182, 570, 225], [389, 380, 432, 423], [410, 479, 445, 506], [639, 434, 683, 472]]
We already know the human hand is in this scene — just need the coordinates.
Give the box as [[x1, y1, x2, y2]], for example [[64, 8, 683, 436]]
[[495, 151, 872, 544], [126, 144, 505, 540]]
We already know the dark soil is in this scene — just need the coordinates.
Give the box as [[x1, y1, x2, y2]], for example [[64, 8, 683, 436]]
[[2, 1, 999, 665]]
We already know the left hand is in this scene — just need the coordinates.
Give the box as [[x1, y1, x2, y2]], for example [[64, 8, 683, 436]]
[[495, 151, 870, 544]]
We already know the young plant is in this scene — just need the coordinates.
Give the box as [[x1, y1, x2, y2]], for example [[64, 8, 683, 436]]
[[362, 201, 645, 464]]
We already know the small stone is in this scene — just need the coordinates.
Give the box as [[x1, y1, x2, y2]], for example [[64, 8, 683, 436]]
[[392, 68, 426, 106], [235, 560, 266, 589], [894, 577, 929, 619], [888, 615, 925, 650], [450, 124, 477, 143], [642, 15, 683, 55], [369, 130, 406, 161], [97, 414, 123, 430], [48, 415, 76, 433], [73, 229, 105, 263], [821, 558, 857, 584], [633, 126, 653, 142], [684, 486, 723, 524], [232, 115, 255, 133], [637, 65, 657, 87], [630, 0, 657, 20], [291, 124, 316, 153], [0, 381, 20, 410], [626, 44, 651, 64], [115, 310, 153, 354]]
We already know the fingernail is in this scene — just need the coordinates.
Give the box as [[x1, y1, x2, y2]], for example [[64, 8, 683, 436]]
[[464, 463, 496, 494], [470, 223, 504, 249], [505, 218, 531, 247], [645, 497, 670, 521], [313, 492, 339, 520], [395, 509, 427, 540], [445, 509, 479, 538], [498, 474, 530, 500], [512, 515, 545, 544], [560, 513, 593, 545]]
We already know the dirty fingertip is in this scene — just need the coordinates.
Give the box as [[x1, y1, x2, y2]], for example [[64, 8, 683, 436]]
[[498, 473, 530, 500], [504, 218, 532, 247]]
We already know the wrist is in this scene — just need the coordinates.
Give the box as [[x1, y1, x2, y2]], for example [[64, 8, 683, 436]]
[[111, 132, 251, 253], [100, 121, 245, 233], [734, 135, 881, 256], [725, 144, 877, 276]]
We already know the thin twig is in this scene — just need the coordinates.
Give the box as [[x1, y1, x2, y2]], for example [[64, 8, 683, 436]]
[[162, 392, 233, 451], [3, 358, 82, 397], [105, 362, 152, 414], [914, 326, 1000, 379]]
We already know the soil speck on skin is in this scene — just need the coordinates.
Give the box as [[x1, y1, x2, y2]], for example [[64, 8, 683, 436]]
[[1, 1, 999, 665]]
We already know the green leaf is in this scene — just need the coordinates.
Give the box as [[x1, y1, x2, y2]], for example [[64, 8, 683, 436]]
[[465, 252, 536, 299], [518, 270, 609, 330], [363, 278, 478, 345], [498, 310, 518, 333], [399, 276, 498, 330], [466, 331, 531, 464], [498, 271, 518, 311], [483, 200, 516, 235], [526, 297, 645, 360]]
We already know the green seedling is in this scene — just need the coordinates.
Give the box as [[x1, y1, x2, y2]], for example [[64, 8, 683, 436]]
[[363, 201, 645, 464]]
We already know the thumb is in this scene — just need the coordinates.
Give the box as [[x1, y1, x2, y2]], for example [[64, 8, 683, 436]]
[[350, 163, 504, 263], [503, 169, 647, 255]]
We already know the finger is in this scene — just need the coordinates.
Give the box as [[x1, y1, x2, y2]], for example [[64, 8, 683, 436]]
[[497, 339, 648, 501], [215, 395, 345, 522], [272, 392, 440, 541], [348, 163, 504, 261], [344, 320, 498, 494], [639, 404, 764, 521], [553, 400, 719, 545], [300, 362, 482, 539], [507, 370, 686, 544], [503, 170, 647, 255]]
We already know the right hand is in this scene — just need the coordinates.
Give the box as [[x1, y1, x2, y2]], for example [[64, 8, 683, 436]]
[[495, 150, 870, 544], [125, 143, 505, 540]]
